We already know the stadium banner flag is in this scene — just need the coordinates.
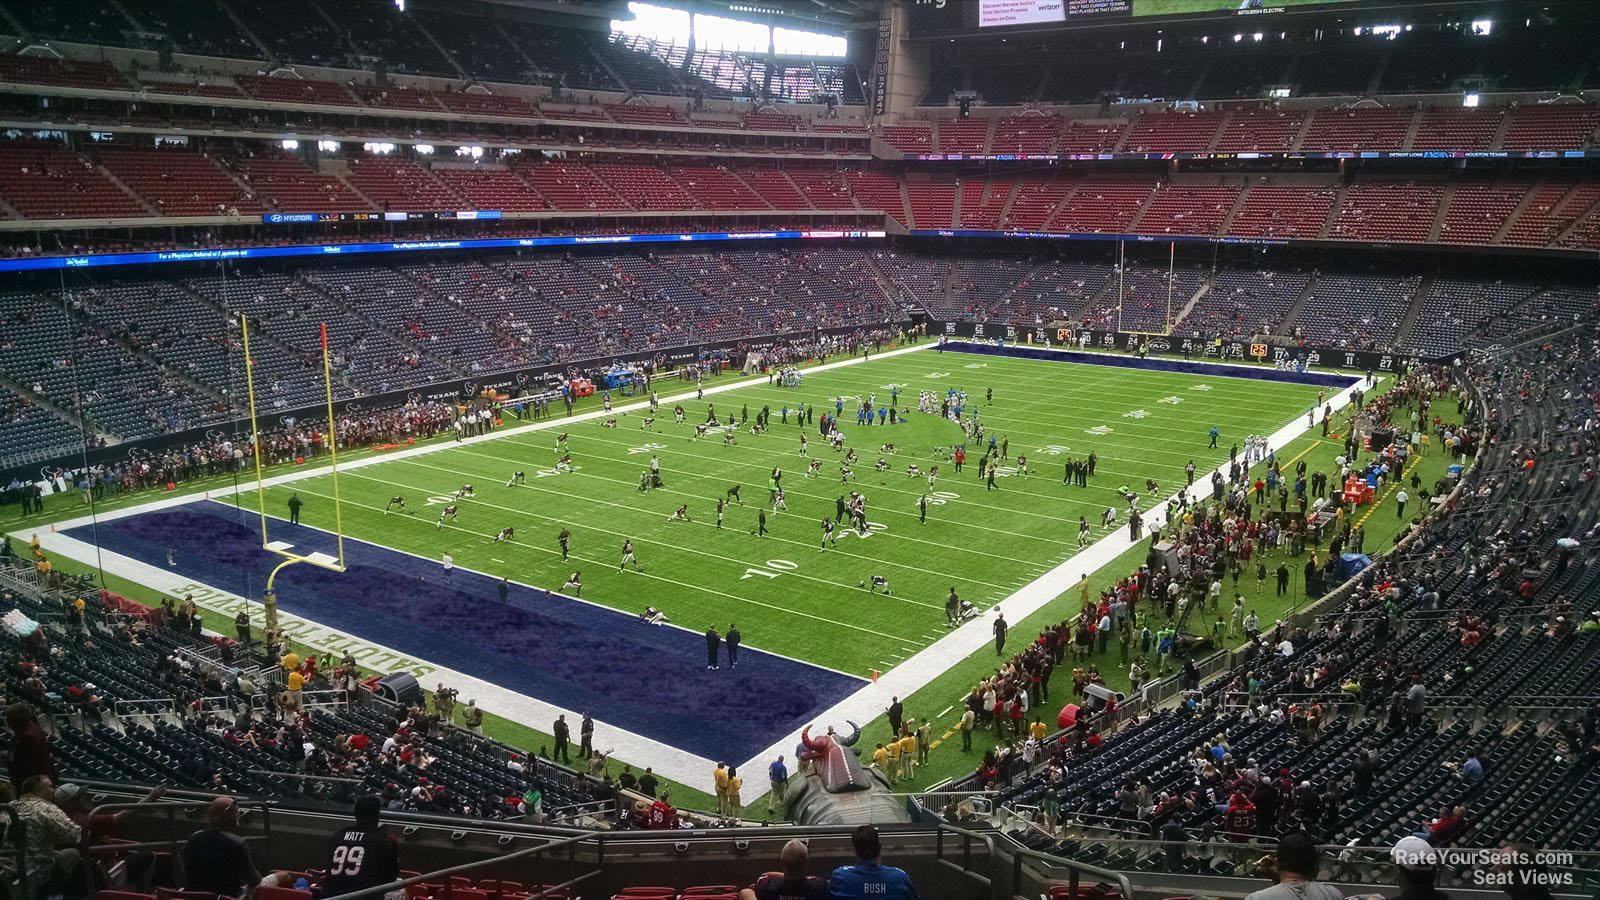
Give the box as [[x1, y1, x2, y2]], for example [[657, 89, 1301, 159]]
[[871, 15, 892, 117]]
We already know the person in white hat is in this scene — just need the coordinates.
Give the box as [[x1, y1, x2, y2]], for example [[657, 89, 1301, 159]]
[[1391, 835, 1452, 900]]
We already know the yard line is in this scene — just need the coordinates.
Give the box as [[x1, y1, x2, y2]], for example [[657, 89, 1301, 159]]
[[491, 425, 1112, 538], [366, 456, 993, 592], [404, 444, 1059, 571]]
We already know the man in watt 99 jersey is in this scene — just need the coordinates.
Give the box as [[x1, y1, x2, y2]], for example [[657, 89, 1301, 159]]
[[323, 795, 401, 898]]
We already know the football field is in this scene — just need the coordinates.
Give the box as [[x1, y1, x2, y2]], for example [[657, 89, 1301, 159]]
[[231, 347, 1323, 674], [31, 342, 1345, 790]]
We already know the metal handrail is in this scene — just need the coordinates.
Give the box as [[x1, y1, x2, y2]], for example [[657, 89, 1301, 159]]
[[932, 821, 1001, 900], [81, 796, 279, 898], [249, 688, 348, 711]]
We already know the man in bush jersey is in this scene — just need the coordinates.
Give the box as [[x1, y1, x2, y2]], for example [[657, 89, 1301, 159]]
[[323, 795, 401, 899]]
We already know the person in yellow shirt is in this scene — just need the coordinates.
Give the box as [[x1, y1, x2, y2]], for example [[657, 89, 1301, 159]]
[[285, 669, 304, 711], [872, 742, 889, 779], [898, 731, 917, 780], [725, 766, 743, 820], [713, 762, 731, 816], [884, 738, 901, 784], [1030, 717, 1047, 741]]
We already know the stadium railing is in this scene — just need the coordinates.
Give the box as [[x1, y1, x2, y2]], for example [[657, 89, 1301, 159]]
[[79, 795, 281, 898], [75, 777, 1129, 900]]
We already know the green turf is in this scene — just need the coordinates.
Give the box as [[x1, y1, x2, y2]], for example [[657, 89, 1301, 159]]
[[245, 352, 1324, 676]]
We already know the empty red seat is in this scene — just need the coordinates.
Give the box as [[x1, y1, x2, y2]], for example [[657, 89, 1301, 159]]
[[254, 888, 313, 900]]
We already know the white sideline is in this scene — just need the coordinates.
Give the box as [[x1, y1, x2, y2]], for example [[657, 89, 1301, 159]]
[[16, 340, 930, 795], [732, 353, 1367, 786]]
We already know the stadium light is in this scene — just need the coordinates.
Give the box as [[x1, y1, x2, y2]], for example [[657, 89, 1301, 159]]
[[1463, 92, 1480, 107], [280, 139, 299, 151], [363, 142, 396, 154], [1233, 33, 1243, 42], [456, 145, 484, 158], [415, 144, 435, 155], [1252, 32, 1263, 41], [317, 140, 340, 152], [1471, 19, 1492, 35]]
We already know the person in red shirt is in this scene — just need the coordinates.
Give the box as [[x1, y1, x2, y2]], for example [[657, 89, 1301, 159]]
[[57, 782, 167, 890], [649, 793, 679, 829]]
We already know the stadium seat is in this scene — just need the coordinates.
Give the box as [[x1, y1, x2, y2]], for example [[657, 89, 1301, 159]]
[[254, 888, 313, 900]]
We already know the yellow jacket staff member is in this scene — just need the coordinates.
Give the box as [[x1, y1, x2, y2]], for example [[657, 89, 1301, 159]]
[[713, 763, 731, 815]]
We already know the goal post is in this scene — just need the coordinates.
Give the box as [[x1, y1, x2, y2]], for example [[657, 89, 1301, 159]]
[[239, 314, 347, 643], [1116, 240, 1180, 339]]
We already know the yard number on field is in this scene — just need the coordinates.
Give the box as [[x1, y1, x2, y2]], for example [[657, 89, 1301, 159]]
[[742, 559, 798, 580]]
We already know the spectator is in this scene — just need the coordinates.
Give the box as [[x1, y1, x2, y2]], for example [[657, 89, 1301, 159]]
[[741, 838, 828, 900], [829, 825, 919, 899], [184, 795, 260, 897], [1493, 843, 1552, 900], [1448, 751, 1483, 784], [1391, 836, 1451, 900], [12, 775, 85, 899], [323, 796, 401, 899], [1243, 833, 1343, 900], [55, 782, 166, 892], [648, 791, 678, 829], [1417, 805, 1469, 848], [6, 702, 56, 785]]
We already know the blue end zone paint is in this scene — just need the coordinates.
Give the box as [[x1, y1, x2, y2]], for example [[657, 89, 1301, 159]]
[[66, 499, 863, 762], [940, 342, 1362, 389]]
